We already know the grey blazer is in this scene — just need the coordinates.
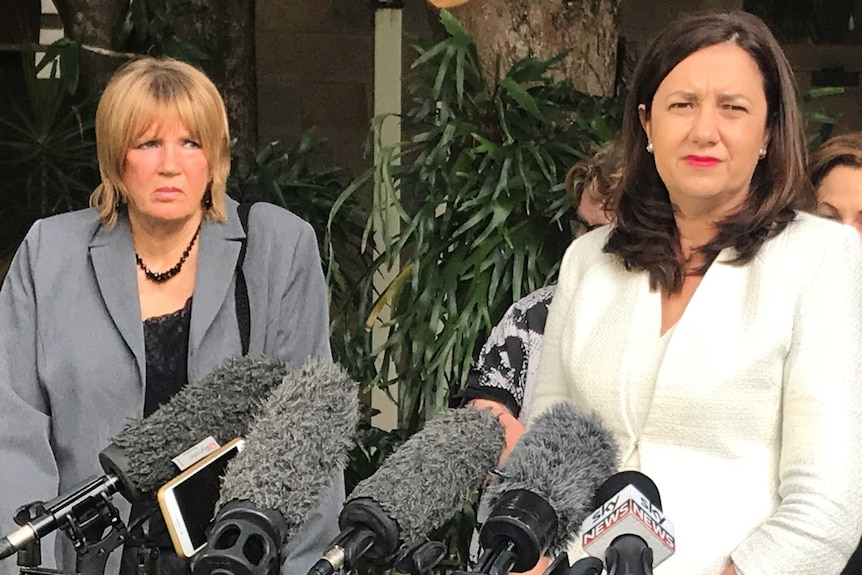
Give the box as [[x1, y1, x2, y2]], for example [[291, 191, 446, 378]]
[[0, 199, 343, 575]]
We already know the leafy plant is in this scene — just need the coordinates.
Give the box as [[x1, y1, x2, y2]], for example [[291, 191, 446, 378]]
[[0, 39, 99, 259], [335, 9, 621, 432], [330, 11, 623, 572], [802, 86, 845, 150], [118, 0, 209, 64]]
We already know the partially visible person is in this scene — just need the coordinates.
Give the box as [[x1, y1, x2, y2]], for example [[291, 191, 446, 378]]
[[529, 10, 862, 575], [0, 57, 342, 575], [462, 141, 622, 430], [810, 133, 862, 575], [461, 142, 621, 574], [810, 132, 862, 235], [567, 141, 623, 234]]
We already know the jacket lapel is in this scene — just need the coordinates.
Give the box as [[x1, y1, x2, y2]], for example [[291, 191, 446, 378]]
[[653, 248, 739, 400], [189, 201, 245, 357], [88, 217, 146, 382]]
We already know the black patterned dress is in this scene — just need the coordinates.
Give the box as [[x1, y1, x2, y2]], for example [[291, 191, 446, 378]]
[[459, 284, 556, 420], [461, 285, 556, 567]]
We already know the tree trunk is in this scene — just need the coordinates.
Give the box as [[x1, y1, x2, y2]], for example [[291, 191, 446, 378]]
[[167, 0, 258, 174], [53, 0, 130, 97], [447, 0, 622, 96]]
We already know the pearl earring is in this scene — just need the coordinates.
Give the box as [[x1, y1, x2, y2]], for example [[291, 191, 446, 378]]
[[758, 146, 767, 159], [646, 142, 655, 154]]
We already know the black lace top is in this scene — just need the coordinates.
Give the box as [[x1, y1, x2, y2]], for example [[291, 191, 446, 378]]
[[143, 297, 192, 417], [121, 297, 194, 575]]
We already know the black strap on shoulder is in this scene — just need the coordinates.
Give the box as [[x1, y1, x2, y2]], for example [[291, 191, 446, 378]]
[[235, 202, 254, 356]]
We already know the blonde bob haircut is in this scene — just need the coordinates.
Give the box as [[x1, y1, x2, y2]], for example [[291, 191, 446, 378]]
[[90, 57, 230, 227]]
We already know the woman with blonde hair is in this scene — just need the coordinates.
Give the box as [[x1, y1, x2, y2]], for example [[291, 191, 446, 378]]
[[0, 57, 342, 575]]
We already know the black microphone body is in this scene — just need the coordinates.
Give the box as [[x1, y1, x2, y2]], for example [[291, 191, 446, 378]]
[[544, 555, 605, 575], [605, 535, 653, 575], [580, 471, 675, 575], [305, 525, 378, 575], [471, 403, 619, 575], [193, 358, 359, 575], [476, 489, 558, 574], [188, 501, 288, 575], [0, 355, 290, 562], [309, 406, 507, 575], [563, 557, 605, 575]]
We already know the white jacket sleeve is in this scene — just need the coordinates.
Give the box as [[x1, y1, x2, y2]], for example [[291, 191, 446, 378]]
[[526, 237, 586, 424], [732, 224, 862, 574]]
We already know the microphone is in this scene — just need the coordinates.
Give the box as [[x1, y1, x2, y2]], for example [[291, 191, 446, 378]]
[[545, 555, 604, 575], [307, 406, 507, 575], [579, 471, 675, 575], [471, 403, 618, 575], [192, 358, 360, 575], [0, 355, 290, 561]]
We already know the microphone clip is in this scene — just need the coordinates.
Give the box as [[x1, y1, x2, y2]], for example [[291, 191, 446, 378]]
[[392, 540, 447, 575], [12, 491, 129, 575], [12, 502, 47, 568]]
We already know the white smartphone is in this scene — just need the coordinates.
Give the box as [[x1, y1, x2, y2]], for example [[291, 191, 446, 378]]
[[157, 437, 246, 559]]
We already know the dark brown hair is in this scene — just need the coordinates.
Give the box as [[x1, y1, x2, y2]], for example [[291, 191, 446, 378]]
[[605, 11, 813, 292], [564, 141, 623, 210], [809, 132, 862, 191]]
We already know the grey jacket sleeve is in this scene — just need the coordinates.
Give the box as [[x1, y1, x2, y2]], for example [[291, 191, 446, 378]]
[[0, 222, 61, 575], [280, 471, 345, 575], [270, 219, 332, 364]]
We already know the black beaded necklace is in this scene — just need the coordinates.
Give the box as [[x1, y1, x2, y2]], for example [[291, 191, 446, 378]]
[[136, 224, 201, 283]]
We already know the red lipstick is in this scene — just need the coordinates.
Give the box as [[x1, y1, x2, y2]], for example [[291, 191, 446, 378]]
[[684, 155, 720, 168]]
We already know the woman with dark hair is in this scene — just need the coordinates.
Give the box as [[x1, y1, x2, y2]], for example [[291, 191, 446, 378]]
[[810, 131, 862, 575], [810, 132, 862, 236], [529, 11, 862, 575]]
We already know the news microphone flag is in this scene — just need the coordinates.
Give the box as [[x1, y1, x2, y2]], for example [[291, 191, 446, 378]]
[[580, 482, 675, 566]]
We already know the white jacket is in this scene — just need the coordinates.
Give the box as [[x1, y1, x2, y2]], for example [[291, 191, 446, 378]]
[[528, 213, 862, 575]]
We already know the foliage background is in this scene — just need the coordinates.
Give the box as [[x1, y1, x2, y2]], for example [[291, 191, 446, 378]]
[[0, 5, 847, 574], [331, 11, 625, 572]]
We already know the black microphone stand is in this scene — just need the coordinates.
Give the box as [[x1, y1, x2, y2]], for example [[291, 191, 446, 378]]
[[456, 540, 519, 575], [13, 494, 133, 575], [304, 498, 401, 575]]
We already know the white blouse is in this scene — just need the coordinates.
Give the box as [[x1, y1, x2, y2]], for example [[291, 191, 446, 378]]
[[619, 321, 676, 468]]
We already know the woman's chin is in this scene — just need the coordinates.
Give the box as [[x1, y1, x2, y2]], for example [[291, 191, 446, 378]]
[[130, 205, 202, 227]]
